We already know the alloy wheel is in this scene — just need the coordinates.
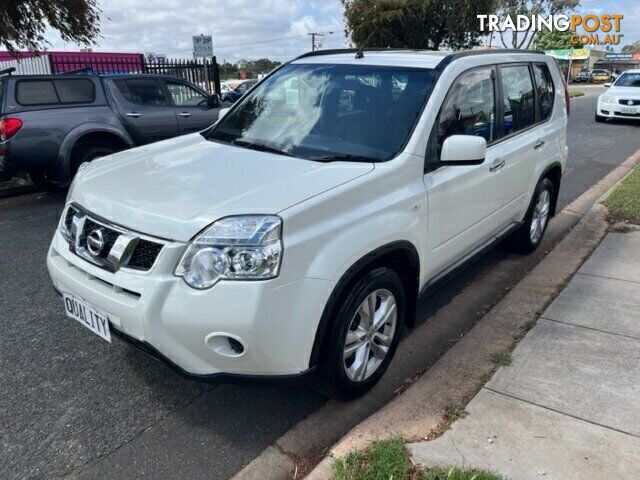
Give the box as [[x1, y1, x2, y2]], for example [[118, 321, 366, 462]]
[[343, 289, 397, 382], [530, 188, 551, 244]]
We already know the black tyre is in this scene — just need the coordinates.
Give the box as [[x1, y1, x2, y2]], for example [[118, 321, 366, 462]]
[[315, 267, 406, 400], [29, 171, 66, 192], [595, 113, 606, 123], [70, 141, 119, 173], [507, 178, 555, 254]]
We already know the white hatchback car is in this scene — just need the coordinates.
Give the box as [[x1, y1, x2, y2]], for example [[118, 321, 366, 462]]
[[48, 49, 568, 399], [596, 69, 640, 122]]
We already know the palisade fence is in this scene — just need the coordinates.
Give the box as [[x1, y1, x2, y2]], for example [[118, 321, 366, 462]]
[[0, 53, 221, 94]]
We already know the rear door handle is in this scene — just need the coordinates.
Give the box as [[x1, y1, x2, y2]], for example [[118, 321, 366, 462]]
[[489, 159, 505, 172], [534, 140, 545, 150], [178, 112, 191, 117], [125, 112, 141, 118]]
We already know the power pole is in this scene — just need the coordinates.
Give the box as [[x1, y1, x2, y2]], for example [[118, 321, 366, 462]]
[[307, 31, 334, 51]]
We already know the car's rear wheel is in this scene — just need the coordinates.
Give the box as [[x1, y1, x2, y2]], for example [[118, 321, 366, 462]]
[[507, 177, 554, 254], [29, 171, 66, 192], [315, 267, 405, 400]]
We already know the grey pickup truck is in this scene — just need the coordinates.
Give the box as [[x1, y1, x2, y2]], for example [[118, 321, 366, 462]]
[[0, 73, 220, 189]]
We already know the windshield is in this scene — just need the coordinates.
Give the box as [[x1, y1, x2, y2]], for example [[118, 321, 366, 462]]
[[615, 72, 640, 87], [204, 63, 438, 162]]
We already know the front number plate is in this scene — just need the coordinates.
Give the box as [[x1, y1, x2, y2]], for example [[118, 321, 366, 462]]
[[621, 107, 637, 114], [63, 294, 112, 342]]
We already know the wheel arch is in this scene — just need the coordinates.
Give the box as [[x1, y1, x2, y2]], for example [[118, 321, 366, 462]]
[[540, 161, 562, 217], [308, 240, 420, 368], [58, 124, 134, 181]]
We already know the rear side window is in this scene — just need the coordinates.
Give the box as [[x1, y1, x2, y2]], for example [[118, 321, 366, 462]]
[[16, 81, 59, 105], [16, 79, 95, 105], [500, 65, 535, 136], [436, 67, 496, 155], [532, 63, 554, 121], [115, 78, 168, 105], [54, 79, 95, 103]]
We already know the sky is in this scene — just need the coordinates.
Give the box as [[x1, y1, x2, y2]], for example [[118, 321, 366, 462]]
[[42, 0, 640, 62]]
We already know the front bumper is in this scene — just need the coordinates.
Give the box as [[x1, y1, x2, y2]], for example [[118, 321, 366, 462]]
[[47, 228, 335, 378], [597, 101, 640, 119]]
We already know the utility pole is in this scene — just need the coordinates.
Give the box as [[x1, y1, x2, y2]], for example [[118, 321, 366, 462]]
[[307, 31, 334, 51]]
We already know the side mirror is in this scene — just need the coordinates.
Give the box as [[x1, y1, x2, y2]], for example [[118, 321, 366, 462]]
[[603, 82, 612, 87], [440, 135, 487, 164], [217, 107, 230, 120]]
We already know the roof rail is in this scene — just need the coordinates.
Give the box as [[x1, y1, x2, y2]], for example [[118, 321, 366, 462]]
[[435, 48, 546, 71], [62, 66, 92, 75], [293, 47, 437, 62]]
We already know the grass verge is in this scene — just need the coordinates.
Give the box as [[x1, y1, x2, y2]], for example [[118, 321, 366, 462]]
[[568, 89, 585, 98], [605, 165, 640, 224], [333, 438, 503, 480]]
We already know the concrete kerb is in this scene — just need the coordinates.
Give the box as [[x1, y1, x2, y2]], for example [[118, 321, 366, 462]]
[[230, 148, 640, 480]]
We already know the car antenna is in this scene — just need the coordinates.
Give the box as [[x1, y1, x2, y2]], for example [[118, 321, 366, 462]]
[[355, 31, 376, 59]]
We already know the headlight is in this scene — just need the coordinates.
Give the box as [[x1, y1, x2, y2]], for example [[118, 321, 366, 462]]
[[175, 215, 282, 289], [601, 95, 616, 104]]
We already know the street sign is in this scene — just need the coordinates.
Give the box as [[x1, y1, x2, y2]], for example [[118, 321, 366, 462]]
[[193, 35, 213, 57], [605, 52, 633, 59]]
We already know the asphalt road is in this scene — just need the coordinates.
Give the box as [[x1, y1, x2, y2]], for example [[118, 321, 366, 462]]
[[0, 85, 638, 480]]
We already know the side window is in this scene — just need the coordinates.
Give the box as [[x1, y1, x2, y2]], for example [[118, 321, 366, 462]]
[[532, 63, 554, 121], [435, 67, 496, 158], [16, 81, 59, 105], [115, 78, 168, 106], [166, 82, 207, 106], [500, 65, 535, 135], [53, 79, 95, 103]]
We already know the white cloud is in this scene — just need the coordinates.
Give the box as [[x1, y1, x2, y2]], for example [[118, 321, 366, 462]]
[[44, 0, 348, 62]]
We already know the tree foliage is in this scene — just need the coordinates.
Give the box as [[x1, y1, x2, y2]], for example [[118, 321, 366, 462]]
[[219, 58, 282, 80], [531, 28, 574, 50], [495, 0, 579, 49], [341, 0, 496, 51], [0, 0, 101, 54], [622, 40, 640, 53]]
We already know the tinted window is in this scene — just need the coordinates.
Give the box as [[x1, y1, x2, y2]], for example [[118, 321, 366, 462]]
[[54, 79, 95, 103], [206, 63, 438, 162], [16, 81, 59, 105], [166, 82, 207, 106], [500, 65, 535, 135], [436, 67, 496, 157], [532, 64, 554, 121], [115, 78, 168, 105]]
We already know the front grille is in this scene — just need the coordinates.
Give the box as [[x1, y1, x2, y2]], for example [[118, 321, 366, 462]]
[[62, 204, 165, 273], [127, 240, 164, 270], [619, 99, 640, 106]]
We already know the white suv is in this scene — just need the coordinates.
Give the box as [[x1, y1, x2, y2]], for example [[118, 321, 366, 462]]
[[48, 49, 568, 399]]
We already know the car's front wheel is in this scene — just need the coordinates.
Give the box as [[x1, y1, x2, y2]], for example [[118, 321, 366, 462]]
[[315, 267, 405, 400], [595, 112, 606, 123]]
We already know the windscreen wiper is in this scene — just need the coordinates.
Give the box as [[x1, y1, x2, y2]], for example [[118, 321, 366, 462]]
[[231, 139, 293, 157], [311, 154, 376, 163]]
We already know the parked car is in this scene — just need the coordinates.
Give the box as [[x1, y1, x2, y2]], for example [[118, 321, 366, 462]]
[[220, 79, 258, 103], [0, 73, 220, 189], [573, 71, 591, 83], [48, 49, 568, 400], [590, 69, 611, 83], [596, 69, 640, 122]]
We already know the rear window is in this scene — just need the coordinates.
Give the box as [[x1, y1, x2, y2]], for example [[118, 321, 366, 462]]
[[16, 79, 95, 106]]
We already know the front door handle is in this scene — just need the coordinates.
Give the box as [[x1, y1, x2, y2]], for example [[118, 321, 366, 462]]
[[534, 140, 545, 150], [126, 112, 141, 118], [489, 158, 505, 172], [178, 112, 191, 117]]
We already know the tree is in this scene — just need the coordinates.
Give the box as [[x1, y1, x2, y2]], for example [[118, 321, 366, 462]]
[[495, 0, 579, 50], [622, 40, 640, 53], [531, 29, 574, 50], [341, 0, 496, 51], [0, 0, 101, 54]]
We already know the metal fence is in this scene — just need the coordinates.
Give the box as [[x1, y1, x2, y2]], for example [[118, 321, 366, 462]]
[[0, 53, 221, 94]]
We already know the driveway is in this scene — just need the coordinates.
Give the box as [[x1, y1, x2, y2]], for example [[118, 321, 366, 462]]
[[0, 86, 638, 480]]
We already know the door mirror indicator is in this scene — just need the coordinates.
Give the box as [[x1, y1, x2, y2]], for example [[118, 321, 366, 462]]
[[440, 135, 487, 165]]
